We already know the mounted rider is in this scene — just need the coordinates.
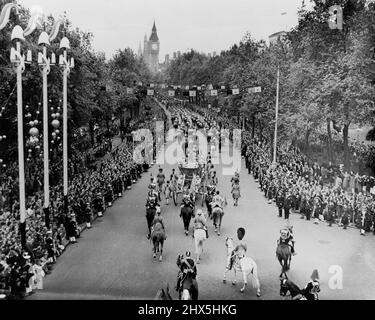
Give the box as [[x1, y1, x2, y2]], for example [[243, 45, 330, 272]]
[[278, 226, 296, 255], [193, 209, 209, 238], [181, 193, 194, 210], [210, 190, 227, 212], [146, 177, 159, 209], [151, 207, 167, 240], [228, 227, 247, 270], [176, 251, 197, 295]]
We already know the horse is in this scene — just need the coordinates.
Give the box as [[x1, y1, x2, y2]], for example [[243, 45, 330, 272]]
[[223, 237, 261, 296], [155, 284, 173, 300], [176, 255, 199, 300], [205, 192, 213, 219], [276, 242, 292, 278], [280, 276, 320, 300], [151, 221, 165, 262], [194, 228, 206, 264], [146, 207, 157, 239], [180, 204, 194, 236], [212, 206, 224, 236]]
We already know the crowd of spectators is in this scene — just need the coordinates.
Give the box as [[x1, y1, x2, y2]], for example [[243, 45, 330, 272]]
[[0, 97, 165, 299]]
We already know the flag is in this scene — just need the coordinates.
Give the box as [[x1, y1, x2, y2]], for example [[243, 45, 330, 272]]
[[189, 90, 196, 97], [168, 90, 175, 97], [248, 86, 262, 93], [232, 88, 240, 95], [147, 89, 154, 96], [211, 90, 218, 96]]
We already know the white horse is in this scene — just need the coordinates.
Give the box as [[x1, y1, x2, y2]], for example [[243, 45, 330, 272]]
[[194, 228, 206, 264], [223, 237, 261, 296]]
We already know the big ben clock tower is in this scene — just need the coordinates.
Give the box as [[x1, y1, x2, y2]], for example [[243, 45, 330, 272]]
[[148, 21, 160, 74]]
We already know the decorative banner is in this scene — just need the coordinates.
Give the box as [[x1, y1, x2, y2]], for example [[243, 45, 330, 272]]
[[221, 85, 226, 90], [211, 90, 218, 96], [126, 88, 133, 94], [248, 86, 262, 93], [0, 3, 19, 31], [49, 16, 64, 41], [168, 90, 175, 97], [232, 88, 240, 95], [147, 89, 154, 96], [328, 5, 343, 30], [189, 90, 196, 97], [24, 6, 44, 36]]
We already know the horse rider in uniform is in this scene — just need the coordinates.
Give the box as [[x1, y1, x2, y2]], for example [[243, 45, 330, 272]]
[[176, 251, 197, 296], [193, 209, 209, 238], [146, 178, 159, 209], [278, 226, 296, 255], [229, 227, 247, 270], [211, 190, 227, 212], [151, 207, 167, 240], [181, 193, 194, 210]]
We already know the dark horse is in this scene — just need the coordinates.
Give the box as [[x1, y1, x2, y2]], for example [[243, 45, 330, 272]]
[[176, 255, 198, 300], [151, 221, 165, 262], [280, 276, 320, 300], [146, 207, 157, 239], [180, 204, 194, 236], [205, 192, 213, 219], [155, 284, 173, 300], [276, 243, 292, 278]]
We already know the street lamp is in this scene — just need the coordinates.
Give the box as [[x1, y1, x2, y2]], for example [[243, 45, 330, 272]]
[[273, 65, 280, 164], [9, 25, 34, 226], [37, 16, 63, 219], [59, 36, 74, 198]]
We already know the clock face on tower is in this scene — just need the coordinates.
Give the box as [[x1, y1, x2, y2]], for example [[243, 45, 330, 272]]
[[152, 43, 158, 50]]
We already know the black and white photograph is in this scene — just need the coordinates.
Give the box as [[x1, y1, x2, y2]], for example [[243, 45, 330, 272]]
[[1, 0, 375, 309]]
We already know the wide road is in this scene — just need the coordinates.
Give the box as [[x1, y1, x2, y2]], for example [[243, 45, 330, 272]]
[[31, 103, 375, 300]]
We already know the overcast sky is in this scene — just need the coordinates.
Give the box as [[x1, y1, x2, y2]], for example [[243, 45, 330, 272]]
[[18, 0, 312, 61]]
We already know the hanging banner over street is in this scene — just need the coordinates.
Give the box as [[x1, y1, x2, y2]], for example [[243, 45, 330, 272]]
[[248, 86, 262, 93]]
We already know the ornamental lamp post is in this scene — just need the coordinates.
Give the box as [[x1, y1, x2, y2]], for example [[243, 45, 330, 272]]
[[59, 37, 74, 199], [38, 16, 63, 222], [38, 31, 53, 212], [10, 25, 33, 226]]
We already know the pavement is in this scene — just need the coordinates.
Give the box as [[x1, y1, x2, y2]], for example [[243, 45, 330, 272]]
[[29, 103, 375, 300]]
